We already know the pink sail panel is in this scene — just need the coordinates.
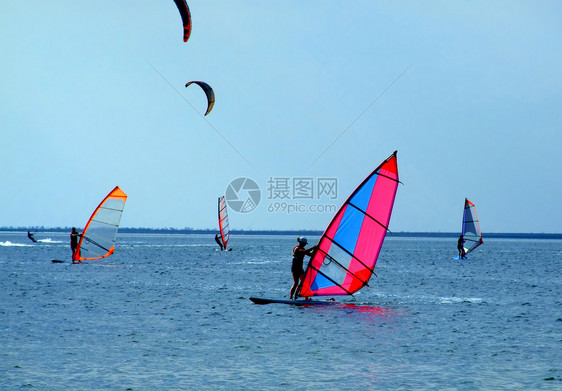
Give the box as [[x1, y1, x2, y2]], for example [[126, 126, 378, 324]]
[[299, 151, 399, 297], [218, 196, 230, 248]]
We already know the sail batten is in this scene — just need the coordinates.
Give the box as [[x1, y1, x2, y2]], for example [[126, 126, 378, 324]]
[[91, 220, 120, 228], [348, 202, 390, 231], [299, 151, 399, 298], [96, 207, 125, 213], [74, 186, 127, 262]]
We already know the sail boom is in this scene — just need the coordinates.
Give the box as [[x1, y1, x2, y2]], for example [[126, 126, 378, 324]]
[[304, 263, 353, 296], [83, 236, 111, 253], [314, 244, 371, 287], [324, 236, 374, 275]]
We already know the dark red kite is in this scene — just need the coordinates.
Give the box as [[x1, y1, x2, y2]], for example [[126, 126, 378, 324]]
[[173, 0, 192, 42]]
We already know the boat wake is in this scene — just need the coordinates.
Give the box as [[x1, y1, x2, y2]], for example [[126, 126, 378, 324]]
[[37, 238, 63, 244], [0, 241, 32, 247]]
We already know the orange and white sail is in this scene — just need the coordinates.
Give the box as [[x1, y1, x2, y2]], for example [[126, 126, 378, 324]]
[[73, 186, 128, 262]]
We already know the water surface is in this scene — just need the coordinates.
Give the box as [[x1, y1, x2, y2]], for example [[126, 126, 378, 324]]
[[1, 233, 560, 390]]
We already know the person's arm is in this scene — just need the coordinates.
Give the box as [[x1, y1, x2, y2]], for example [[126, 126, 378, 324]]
[[305, 245, 318, 256]]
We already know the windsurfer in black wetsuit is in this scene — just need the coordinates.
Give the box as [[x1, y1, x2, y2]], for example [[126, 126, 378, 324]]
[[290, 237, 317, 300], [70, 227, 81, 263], [215, 234, 224, 251], [457, 234, 466, 259]]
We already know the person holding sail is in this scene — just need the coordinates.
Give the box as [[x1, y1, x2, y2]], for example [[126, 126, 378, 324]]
[[215, 233, 224, 251], [457, 234, 466, 259], [70, 227, 82, 263], [290, 237, 316, 300]]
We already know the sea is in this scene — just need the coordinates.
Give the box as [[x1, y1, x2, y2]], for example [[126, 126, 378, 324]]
[[1, 232, 560, 390]]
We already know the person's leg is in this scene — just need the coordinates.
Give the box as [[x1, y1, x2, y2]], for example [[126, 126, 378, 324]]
[[290, 272, 299, 299]]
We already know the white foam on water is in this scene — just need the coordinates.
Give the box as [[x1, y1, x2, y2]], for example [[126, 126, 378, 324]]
[[37, 238, 63, 243], [0, 241, 32, 247], [439, 296, 484, 304]]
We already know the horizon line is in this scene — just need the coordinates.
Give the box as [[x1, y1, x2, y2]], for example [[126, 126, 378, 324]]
[[1, 226, 561, 238]]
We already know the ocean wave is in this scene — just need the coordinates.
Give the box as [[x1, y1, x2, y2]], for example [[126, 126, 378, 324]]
[[439, 296, 484, 304]]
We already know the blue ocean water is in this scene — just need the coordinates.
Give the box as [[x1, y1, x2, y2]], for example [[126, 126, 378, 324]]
[[1, 232, 560, 390]]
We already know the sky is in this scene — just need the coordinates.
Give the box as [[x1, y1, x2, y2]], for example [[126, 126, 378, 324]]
[[1, 1, 561, 233]]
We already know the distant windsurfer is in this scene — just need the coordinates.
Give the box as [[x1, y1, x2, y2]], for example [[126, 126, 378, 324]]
[[457, 234, 466, 259], [27, 231, 37, 243], [290, 237, 316, 300], [215, 234, 224, 251], [70, 227, 81, 263]]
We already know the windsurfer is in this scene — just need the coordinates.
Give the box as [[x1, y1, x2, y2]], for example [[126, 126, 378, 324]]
[[70, 227, 81, 263], [27, 231, 37, 243], [290, 237, 316, 300], [215, 234, 224, 251], [457, 234, 466, 259]]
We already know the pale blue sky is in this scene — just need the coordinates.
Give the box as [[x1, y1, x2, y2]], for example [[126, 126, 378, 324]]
[[1, 1, 561, 233]]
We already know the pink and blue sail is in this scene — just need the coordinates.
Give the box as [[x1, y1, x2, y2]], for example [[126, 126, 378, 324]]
[[299, 151, 399, 297]]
